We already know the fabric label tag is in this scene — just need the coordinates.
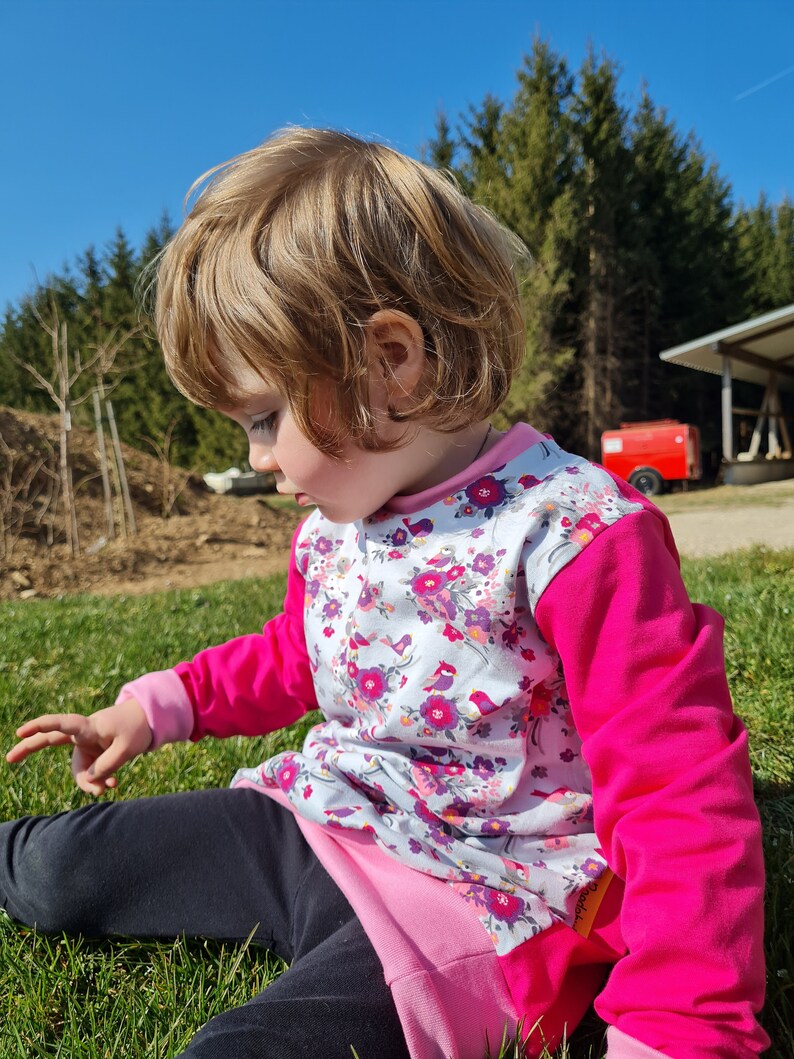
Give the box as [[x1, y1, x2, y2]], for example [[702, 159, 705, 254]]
[[571, 868, 614, 938]]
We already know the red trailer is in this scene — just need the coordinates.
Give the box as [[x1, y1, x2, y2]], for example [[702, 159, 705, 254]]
[[600, 420, 702, 496]]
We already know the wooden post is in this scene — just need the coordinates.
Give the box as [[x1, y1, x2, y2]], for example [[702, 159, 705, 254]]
[[106, 399, 137, 536], [747, 386, 769, 460], [92, 388, 115, 539], [720, 351, 733, 463], [57, 322, 80, 558], [774, 381, 793, 457], [767, 374, 782, 458]]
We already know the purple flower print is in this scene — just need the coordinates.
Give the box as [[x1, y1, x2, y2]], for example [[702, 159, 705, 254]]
[[307, 579, 320, 598], [580, 858, 603, 879], [464, 606, 491, 634], [357, 667, 386, 701], [481, 818, 511, 836], [442, 798, 473, 822], [472, 552, 496, 575], [357, 583, 375, 609], [460, 871, 486, 885], [408, 838, 423, 855], [485, 889, 525, 924], [531, 765, 548, 779], [472, 755, 494, 779], [417, 611, 432, 625], [322, 599, 341, 619], [429, 825, 455, 847], [465, 476, 506, 509], [559, 748, 576, 763], [390, 527, 408, 546], [419, 695, 459, 731], [276, 757, 299, 792], [412, 570, 445, 596], [564, 465, 582, 476], [315, 536, 333, 555]]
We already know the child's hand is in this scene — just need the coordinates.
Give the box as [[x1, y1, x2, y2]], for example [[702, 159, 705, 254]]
[[6, 699, 153, 796]]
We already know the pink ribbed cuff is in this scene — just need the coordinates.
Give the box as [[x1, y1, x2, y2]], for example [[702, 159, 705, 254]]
[[115, 669, 195, 748]]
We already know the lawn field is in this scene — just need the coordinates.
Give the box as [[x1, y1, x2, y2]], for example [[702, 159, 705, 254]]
[[0, 548, 792, 1058]]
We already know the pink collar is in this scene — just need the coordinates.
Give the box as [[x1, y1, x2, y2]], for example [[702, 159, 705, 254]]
[[385, 423, 546, 515]]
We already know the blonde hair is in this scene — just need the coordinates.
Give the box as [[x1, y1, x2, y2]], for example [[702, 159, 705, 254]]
[[154, 127, 527, 453]]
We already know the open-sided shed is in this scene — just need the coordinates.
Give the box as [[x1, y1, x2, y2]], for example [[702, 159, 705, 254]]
[[660, 304, 794, 484]]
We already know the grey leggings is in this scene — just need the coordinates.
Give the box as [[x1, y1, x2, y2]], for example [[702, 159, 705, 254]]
[[0, 787, 410, 1059]]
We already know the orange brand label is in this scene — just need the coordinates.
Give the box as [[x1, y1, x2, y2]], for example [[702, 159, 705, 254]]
[[571, 868, 614, 938]]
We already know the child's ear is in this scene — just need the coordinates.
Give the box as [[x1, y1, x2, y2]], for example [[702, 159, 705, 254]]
[[364, 310, 426, 407]]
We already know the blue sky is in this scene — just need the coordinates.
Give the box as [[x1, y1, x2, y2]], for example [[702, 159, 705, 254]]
[[2, 0, 793, 311]]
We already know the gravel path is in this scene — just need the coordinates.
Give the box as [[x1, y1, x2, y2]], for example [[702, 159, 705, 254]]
[[655, 479, 794, 558]]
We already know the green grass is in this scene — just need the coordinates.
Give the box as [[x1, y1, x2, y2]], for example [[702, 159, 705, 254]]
[[654, 479, 794, 514], [1, 548, 792, 1058]]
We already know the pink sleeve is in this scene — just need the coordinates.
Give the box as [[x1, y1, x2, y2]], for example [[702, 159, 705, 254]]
[[535, 509, 769, 1059], [117, 525, 317, 746]]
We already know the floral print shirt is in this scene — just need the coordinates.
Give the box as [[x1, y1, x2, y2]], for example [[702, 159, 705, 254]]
[[233, 436, 642, 955]]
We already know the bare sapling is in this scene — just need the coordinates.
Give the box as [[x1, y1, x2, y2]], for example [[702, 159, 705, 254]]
[[141, 419, 194, 518], [88, 323, 142, 539], [0, 431, 58, 563], [23, 300, 103, 557]]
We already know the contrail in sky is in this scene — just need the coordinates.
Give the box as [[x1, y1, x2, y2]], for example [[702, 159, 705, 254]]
[[735, 64, 794, 101]]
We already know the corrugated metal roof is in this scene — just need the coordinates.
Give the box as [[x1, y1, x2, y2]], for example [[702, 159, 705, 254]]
[[660, 303, 794, 390]]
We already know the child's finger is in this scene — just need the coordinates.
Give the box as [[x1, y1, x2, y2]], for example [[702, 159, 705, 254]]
[[6, 729, 74, 763], [74, 772, 112, 796], [83, 737, 134, 783], [15, 713, 88, 739]]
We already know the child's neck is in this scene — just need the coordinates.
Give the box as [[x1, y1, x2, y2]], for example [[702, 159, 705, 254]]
[[396, 421, 501, 496]]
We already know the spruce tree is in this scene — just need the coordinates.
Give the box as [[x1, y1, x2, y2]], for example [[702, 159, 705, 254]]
[[464, 41, 578, 437], [570, 49, 635, 457]]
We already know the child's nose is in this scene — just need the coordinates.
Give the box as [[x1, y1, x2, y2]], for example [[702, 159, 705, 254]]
[[249, 441, 279, 474]]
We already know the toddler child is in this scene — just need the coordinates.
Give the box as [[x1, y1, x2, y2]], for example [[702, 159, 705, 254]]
[[4, 128, 768, 1059]]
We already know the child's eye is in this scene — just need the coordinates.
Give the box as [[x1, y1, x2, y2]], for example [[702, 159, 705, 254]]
[[250, 413, 277, 436]]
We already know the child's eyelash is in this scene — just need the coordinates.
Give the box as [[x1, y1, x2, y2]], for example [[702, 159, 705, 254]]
[[250, 414, 276, 435]]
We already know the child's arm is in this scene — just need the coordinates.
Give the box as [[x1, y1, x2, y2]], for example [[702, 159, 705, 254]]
[[535, 508, 768, 1059], [6, 698, 152, 795], [114, 524, 316, 748], [7, 526, 314, 792]]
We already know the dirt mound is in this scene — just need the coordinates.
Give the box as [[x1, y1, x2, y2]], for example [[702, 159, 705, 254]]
[[0, 406, 300, 600], [4, 407, 792, 601]]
